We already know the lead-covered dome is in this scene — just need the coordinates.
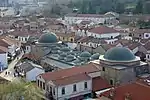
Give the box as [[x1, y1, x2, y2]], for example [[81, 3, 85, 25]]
[[104, 47, 135, 61], [38, 32, 57, 43]]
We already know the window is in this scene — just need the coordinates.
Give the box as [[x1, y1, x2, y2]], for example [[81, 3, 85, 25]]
[[53, 88, 55, 95], [102, 67, 105, 71], [145, 34, 149, 37], [62, 87, 65, 95], [73, 84, 77, 92], [40, 81, 42, 88], [110, 79, 113, 85], [70, 38, 73, 42], [43, 82, 45, 90], [37, 80, 39, 87], [147, 55, 150, 59], [50, 86, 52, 92], [84, 82, 87, 89]]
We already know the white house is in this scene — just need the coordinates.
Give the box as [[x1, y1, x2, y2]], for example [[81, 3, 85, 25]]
[[0, 38, 16, 57], [0, 46, 8, 71], [16, 61, 45, 81], [0, 7, 15, 17], [65, 13, 117, 25], [36, 63, 101, 100], [87, 26, 121, 39]]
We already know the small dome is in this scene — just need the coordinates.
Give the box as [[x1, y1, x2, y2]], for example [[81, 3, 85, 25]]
[[60, 53, 67, 57], [61, 47, 70, 52], [91, 53, 100, 60], [65, 55, 75, 62], [66, 55, 75, 59], [80, 51, 91, 58], [38, 32, 57, 43], [104, 47, 136, 61], [67, 52, 75, 55], [52, 47, 60, 51]]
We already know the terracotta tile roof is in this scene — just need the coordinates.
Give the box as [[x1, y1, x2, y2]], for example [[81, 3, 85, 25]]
[[101, 44, 114, 51], [9, 29, 43, 37], [0, 38, 12, 47], [40, 63, 100, 81], [140, 39, 149, 44], [4, 36, 21, 47], [0, 46, 8, 53], [89, 26, 118, 34], [144, 41, 150, 51], [114, 39, 131, 47], [53, 73, 91, 86], [22, 53, 38, 61], [127, 42, 140, 50], [78, 36, 107, 44], [92, 77, 111, 92], [99, 81, 150, 100], [132, 29, 150, 34]]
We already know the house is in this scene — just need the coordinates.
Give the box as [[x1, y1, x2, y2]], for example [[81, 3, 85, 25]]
[[0, 37, 16, 58], [87, 26, 126, 39], [64, 12, 117, 25], [131, 28, 150, 39], [0, 46, 8, 71], [16, 61, 45, 81], [8, 29, 43, 43], [36, 63, 103, 100], [98, 79, 150, 100], [144, 41, 150, 61], [56, 32, 75, 43], [0, 7, 15, 17]]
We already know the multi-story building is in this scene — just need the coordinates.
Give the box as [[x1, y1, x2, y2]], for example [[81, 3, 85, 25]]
[[65, 12, 118, 25]]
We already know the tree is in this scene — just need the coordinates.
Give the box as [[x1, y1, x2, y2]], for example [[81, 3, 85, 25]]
[[0, 81, 45, 100], [134, 0, 143, 14]]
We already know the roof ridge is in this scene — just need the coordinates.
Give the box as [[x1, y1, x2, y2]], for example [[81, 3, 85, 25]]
[[135, 81, 150, 89], [52, 72, 88, 81]]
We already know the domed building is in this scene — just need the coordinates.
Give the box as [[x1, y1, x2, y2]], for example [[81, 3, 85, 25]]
[[99, 47, 149, 85], [80, 51, 91, 61], [38, 32, 58, 44], [29, 31, 94, 71]]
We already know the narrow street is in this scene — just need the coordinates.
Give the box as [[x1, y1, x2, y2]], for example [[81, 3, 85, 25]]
[[0, 52, 24, 82]]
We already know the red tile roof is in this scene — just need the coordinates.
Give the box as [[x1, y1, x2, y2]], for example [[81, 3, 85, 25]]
[[53, 73, 91, 86], [0, 46, 8, 53], [99, 81, 150, 100], [40, 63, 100, 82], [144, 41, 150, 51], [92, 77, 111, 92], [9, 29, 43, 37], [0, 39, 11, 47], [89, 26, 118, 34], [127, 42, 140, 50]]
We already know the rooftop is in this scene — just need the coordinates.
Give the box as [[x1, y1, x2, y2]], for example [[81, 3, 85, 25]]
[[89, 26, 119, 34], [40, 63, 100, 82], [99, 81, 150, 100]]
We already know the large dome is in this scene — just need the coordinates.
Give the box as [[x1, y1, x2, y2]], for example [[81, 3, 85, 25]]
[[38, 32, 57, 43], [104, 47, 136, 61]]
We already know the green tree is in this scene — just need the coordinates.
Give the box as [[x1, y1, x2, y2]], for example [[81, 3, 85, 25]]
[[134, 0, 143, 14], [0, 82, 45, 100]]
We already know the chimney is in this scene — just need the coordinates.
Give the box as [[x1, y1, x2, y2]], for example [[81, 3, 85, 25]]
[[125, 93, 132, 100]]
